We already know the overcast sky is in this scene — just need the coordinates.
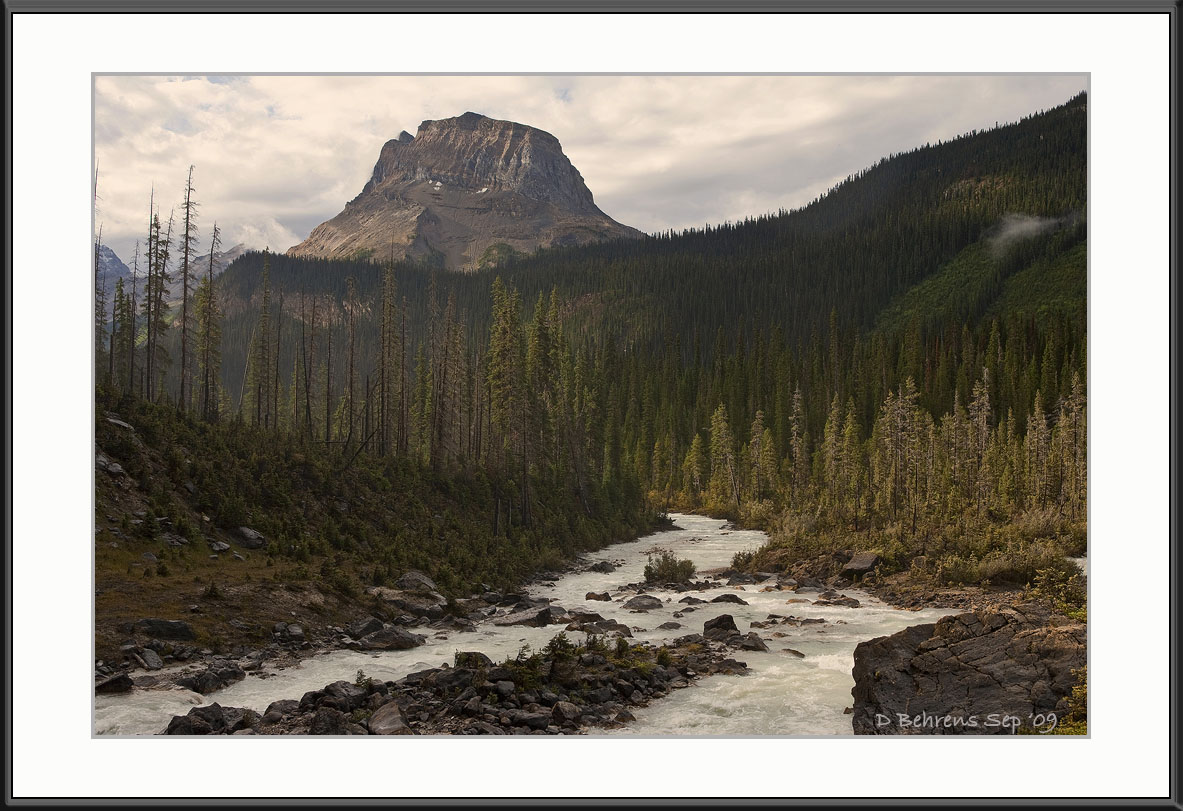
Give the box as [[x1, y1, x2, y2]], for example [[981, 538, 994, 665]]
[[93, 74, 1087, 263]]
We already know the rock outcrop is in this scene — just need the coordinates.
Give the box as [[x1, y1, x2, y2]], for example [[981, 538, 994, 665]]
[[851, 603, 1085, 734], [287, 112, 642, 269]]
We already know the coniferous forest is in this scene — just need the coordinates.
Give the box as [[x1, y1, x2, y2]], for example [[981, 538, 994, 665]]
[[94, 92, 1087, 668]]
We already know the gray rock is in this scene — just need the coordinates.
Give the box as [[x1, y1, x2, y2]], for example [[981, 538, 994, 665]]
[[367, 586, 447, 619], [703, 614, 740, 641], [735, 632, 769, 652], [368, 701, 415, 735], [235, 526, 266, 549], [209, 541, 231, 553], [657, 621, 682, 630], [565, 618, 633, 638], [588, 561, 616, 573], [95, 672, 134, 694], [511, 710, 552, 730], [551, 700, 581, 725], [358, 626, 426, 651], [139, 649, 164, 670], [585, 591, 612, 601], [711, 593, 749, 605], [395, 570, 438, 592], [815, 594, 860, 608], [622, 594, 663, 611], [346, 616, 385, 639], [493, 605, 559, 627], [265, 699, 299, 717], [308, 707, 349, 735], [842, 552, 880, 576], [851, 603, 1085, 735]]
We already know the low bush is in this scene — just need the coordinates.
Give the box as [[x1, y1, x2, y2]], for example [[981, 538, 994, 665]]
[[643, 550, 696, 584]]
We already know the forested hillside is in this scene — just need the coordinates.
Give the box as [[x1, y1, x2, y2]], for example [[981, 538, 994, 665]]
[[95, 92, 1087, 612]]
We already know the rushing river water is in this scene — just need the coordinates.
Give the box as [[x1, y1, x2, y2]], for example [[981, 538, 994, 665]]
[[95, 513, 959, 736]]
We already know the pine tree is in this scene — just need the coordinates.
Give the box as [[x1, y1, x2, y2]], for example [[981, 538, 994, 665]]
[[708, 403, 740, 511], [178, 166, 199, 411], [197, 223, 222, 421]]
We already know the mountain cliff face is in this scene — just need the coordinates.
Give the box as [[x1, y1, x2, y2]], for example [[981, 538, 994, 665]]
[[287, 112, 643, 269]]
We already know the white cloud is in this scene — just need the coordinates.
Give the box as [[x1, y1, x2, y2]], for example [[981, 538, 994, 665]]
[[94, 74, 1087, 263]]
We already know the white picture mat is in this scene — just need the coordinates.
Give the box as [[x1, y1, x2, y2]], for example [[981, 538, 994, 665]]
[[9, 11, 1171, 800]]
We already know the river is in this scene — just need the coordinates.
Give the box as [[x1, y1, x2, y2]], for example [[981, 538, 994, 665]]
[[94, 513, 959, 736]]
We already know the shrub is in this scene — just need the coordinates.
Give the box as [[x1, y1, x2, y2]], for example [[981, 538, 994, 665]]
[[584, 633, 608, 653], [354, 668, 374, 689], [738, 498, 778, 529], [542, 632, 576, 659], [614, 636, 630, 659], [731, 549, 756, 571], [656, 647, 673, 667], [643, 550, 696, 584]]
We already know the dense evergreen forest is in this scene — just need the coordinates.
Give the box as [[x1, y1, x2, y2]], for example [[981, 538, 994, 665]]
[[95, 92, 1087, 600]]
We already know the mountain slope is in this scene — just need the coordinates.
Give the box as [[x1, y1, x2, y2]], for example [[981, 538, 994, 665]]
[[287, 112, 643, 270]]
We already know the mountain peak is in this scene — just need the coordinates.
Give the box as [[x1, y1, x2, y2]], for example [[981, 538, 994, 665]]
[[288, 113, 641, 269]]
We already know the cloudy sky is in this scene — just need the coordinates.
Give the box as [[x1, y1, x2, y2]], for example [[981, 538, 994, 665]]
[[93, 74, 1086, 263]]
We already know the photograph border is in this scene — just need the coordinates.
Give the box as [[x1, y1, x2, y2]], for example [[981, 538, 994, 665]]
[[5, 3, 1178, 806]]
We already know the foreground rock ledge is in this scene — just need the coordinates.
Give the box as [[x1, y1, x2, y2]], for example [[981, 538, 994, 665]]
[[851, 602, 1085, 735]]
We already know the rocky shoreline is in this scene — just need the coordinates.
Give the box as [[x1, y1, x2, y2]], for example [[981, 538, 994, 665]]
[[161, 628, 755, 736]]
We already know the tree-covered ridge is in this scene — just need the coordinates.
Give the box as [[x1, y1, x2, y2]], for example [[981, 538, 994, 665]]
[[95, 92, 1087, 598]]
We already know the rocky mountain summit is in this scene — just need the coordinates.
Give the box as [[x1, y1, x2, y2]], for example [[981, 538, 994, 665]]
[[287, 112, 643, 270]]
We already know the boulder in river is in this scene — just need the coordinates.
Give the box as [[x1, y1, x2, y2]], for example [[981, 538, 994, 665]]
[[95, 672, 134, 694], [735, 632, 769, 652], [711, 593, 749, 605], [703, 614, 739, 641], [566, 618, 633, 638], [851, 603, 1086, 735], [588, 561, 617, 574], [346, 616, 385, 640], [585, 591, 611, 601], [358, 626, 426, 651], [815, 592, 860, 608], [494, 605, 566, 627], [622, 594, 663, 611]]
